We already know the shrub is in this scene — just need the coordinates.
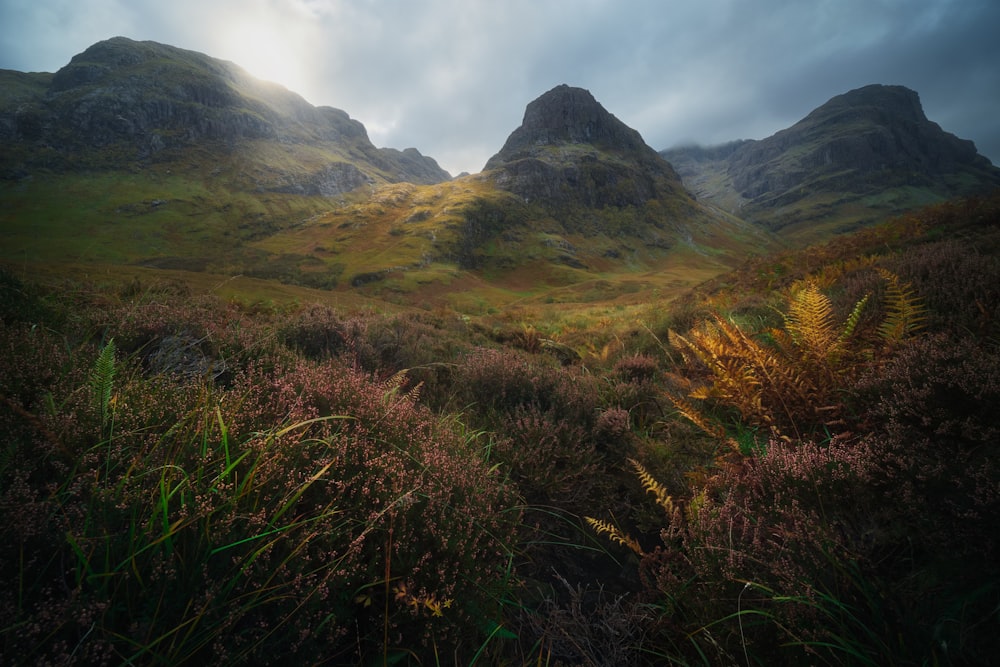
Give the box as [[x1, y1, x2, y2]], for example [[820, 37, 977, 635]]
[[888, 238, 1000, 337], [451, 346, 601, 429], [606, 353, 664, 431], [0, 322, 520, 664], [277, 302, 347, 360], [595, 332, 1000, 664]]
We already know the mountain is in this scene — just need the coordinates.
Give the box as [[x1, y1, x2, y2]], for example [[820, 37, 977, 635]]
[[484, 84, 687, 210], [235, 84, 772, 298], [662, 84, 1000, 241], [0, 37, 454, 291], [23, 40, 998, 310], [0, 37, 450, 188], [454, 85, 768, 273], [0, 48, 771, 307]]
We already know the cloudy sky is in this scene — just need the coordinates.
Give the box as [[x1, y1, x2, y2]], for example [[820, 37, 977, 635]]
[[2, 0, 998, 176]]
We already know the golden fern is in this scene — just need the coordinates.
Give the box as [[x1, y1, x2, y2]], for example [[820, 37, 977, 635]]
[[669, 305, 846, 439], [383, 370, 423, 405], [665, 271, 920, 442], [714, 314, 817, 432], [672, 318, 767, 414], [783, 281, 837, 360], [784, 281, 870, 364], [877, 269, 926, 344], [629, 458, 675, 514], [584, 517, 645, 556], [665, 392, 726, 438]]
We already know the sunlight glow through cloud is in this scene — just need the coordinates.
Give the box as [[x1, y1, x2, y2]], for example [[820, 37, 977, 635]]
[[216, 20, 308, 94]]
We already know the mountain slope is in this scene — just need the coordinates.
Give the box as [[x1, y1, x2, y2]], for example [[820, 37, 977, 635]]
[[0, 37, 455, 286], [235, 85, 774, 305], [0, 37, 449, 188], [663, 84, 1000, 241], [460, 85, 770, 271]]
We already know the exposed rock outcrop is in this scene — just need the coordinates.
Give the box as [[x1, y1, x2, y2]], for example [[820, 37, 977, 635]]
[[486, 84, 651, 161], [483, 84, 689, 210]]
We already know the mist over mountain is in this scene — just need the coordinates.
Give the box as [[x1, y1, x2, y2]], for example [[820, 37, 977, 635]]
[[662, 84, 1000, 239]]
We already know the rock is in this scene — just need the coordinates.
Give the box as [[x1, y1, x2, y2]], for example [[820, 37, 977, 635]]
[[485, 84, 650, 163], [483, 84, 688, 211]]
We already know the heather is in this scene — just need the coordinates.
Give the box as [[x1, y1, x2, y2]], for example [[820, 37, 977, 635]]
[[2, 193, 1000, 665]]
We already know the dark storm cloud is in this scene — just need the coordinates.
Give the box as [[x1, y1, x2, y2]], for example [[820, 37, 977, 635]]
[[1, 0, 997, 175]]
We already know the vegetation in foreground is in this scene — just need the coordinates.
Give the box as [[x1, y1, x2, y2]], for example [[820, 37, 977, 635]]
[[2, 193, 999, 665]]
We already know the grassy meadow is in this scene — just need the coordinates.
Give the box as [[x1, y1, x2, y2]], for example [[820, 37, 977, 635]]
[[2, 192, 1000, 665]]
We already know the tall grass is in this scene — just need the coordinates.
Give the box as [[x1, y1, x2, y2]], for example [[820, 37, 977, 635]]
[[0, 308, 522, 664]]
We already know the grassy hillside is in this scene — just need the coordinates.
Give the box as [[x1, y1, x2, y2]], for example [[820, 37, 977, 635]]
[[2, 156, 776, 321]]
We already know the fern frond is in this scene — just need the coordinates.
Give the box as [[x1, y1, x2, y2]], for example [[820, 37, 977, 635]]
[[668, 328, 705, 367], [584, 516, 645, 556], [784, 281, 836, 359], [382, 369, 416, 404], [90, 338, 116, 428], [876, 269, 926, 344], [666, 392, 726, 439], [837, 293, 870, 346], [629, 458, 674, 514]]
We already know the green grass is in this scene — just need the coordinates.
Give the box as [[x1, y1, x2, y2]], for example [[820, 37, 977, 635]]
[[1, 137, 778, 321]]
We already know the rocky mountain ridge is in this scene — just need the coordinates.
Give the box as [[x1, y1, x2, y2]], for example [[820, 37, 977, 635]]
[[483, 84, 688, 211], [662, 84, 1000, 239], [0, 37, 450, 190]]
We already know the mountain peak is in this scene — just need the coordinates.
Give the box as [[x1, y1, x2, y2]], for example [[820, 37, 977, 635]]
[[485, 85, 649, 168], [735, 83, 998, 196], [1, 37, 450, 186], [480, 85, 687, 211], [662, 83, 1000, 240], [802, 84, 926, 125]]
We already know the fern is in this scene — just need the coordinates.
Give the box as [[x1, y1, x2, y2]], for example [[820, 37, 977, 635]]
[[629, 458, 674, 514], [877, 269, 926, 344], [584, 517, 644, 556], [90, 338, 116, 429], [837, 293, 870, 346], [665, 391, 727, 440], [669, 283, 876, 440], [784, 281, 837, 360], [785, 282, 870, 365]]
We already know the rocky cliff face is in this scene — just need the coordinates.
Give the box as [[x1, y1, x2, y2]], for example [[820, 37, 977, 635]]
[[662, 85, 1000, 238], [727, 85, 995, 199], [486, 84, 652, 161], [0, 37, 449, 189], [483, 84, 689, 210]]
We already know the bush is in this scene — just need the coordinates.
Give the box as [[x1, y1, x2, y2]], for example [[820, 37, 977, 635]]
[[0, 321, 520, 664], [631, 332, 1000, 665]]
